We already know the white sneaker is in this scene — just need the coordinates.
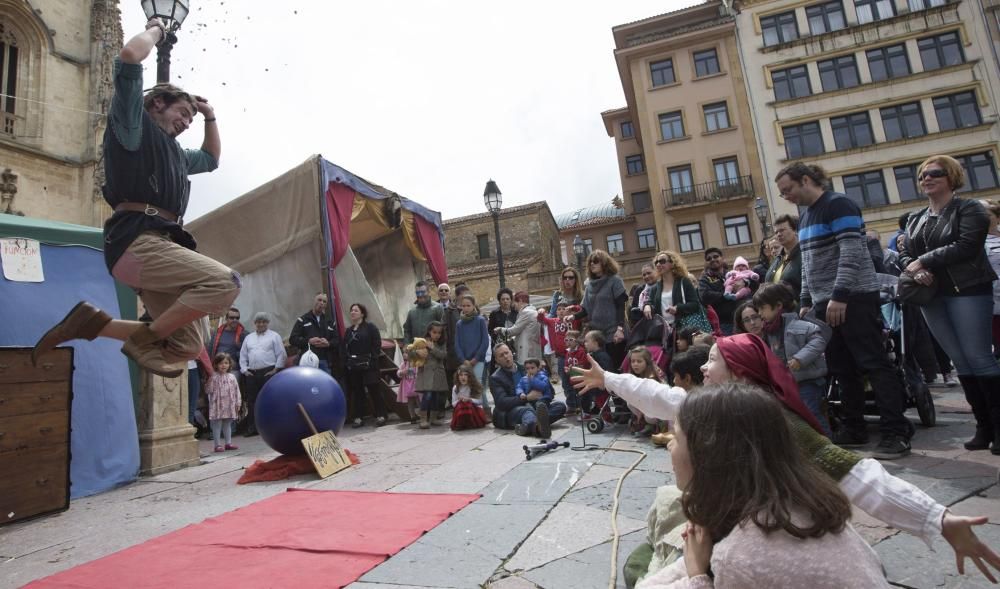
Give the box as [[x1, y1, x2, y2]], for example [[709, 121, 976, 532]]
[[943, 372, 958, 387]]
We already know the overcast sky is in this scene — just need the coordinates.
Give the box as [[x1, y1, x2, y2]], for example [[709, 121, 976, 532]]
[[120, 1, 693, 222]]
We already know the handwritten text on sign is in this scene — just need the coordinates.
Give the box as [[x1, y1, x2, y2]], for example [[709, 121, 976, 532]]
[[301, 430, 352, 479], [1, 238, 43, 282]]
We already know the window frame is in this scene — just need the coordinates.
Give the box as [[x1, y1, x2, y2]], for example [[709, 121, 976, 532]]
[[806, 1, 847, 35], [631, 190, 652, 213], [723, 215, 753, 246], [626, 154, 645, 175], [637, 228, 657, 250], [782, 121, 825, 159], [908, 0, 947, 10], [650, 58, 676, 87], [893, 164, 921, 202], [677, 222, 705, 253], [843, 170, 889, 208], [830, 111, 875, 151], [918, 32, 965, 71], [866, 44, 911, 82], [772, 65, 812, 101], [620, 121, 634, 139], [818, 54, 860, 92], [702, 102, 731, 132], [713, 157, 740, 184], [957, 152, 1000, 193], [476, 233, 491, 260], [880, 101, 926, 141], [659, 110, 686, 141], [933, 91, 982, 131], [693, 48, 721, 77], [668, 165, 694, 196], [855, 0, 896, 23], [761, 11, 799, 47], [606, 233, 625, 255]]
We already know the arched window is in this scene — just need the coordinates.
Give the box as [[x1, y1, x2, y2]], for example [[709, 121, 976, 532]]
[[0, 21, 18, 135]]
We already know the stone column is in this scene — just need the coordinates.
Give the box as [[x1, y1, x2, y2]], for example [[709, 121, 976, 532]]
[[136, 368, 200, 476]]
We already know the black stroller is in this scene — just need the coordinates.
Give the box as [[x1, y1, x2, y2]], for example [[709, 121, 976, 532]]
[[826, 273, 936, 428]]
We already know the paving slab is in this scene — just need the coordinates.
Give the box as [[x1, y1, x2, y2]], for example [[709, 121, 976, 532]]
[[562, 471, 671, 523], [360, 503, 550, 587], [521, 530, 646, 589], [505, 501, 646, 572], [875, 522, 1000, 588], [478, 462, 582, 505], [571, 464, 628, 492], [485, 576, 541, 589], [948, 486, 1000, 520], [307, 462, 433, 492]]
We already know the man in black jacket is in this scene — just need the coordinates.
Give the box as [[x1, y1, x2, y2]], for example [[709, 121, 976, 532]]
[[697, 248, 736, 334], [289, 293, 340, 376], [490, 343, 565, 437]]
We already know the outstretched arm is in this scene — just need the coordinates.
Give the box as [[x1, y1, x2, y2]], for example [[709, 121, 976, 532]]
[[120, 18, 165, 64]]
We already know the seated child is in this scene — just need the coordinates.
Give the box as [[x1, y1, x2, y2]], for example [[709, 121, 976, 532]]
[[581, 330, 614, 419], [561, 329, 589, 414], [515, 358, 554, 405], [451, 364, 488, 430], [653, 345, 709, 446], [723, 256, 760, 301]]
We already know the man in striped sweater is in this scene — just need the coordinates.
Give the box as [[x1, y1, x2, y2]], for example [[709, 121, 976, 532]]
[[775, 163, 912, 459]]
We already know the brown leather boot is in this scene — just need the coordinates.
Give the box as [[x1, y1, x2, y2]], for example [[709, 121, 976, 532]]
[[121, 324, 183, 378], [32, 302, 112, 365]]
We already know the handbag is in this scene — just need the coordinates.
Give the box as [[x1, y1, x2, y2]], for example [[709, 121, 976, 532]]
[[897, 272, 937, 306], [676, 279, 713, 334]]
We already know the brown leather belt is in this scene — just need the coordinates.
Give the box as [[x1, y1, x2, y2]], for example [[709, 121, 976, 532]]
[[114, 202, 181, 224]]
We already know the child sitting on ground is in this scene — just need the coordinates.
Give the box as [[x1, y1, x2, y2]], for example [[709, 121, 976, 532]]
[[450, 364, 488, 430], [753, 282, 832, 437], [514, 358, 556, 436], [206, 353, 241, 453], [723, 256, 759, 301], [651, 345, 709, 446]]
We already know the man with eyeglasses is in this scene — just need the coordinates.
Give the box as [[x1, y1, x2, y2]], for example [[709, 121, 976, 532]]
[[698, 248, 738, 334], [775, 162, 912, 459], [403, 280, 444, 345], [437, 282, 463, 389], [209, 307, 246, 367], [765, 214, 803, 302]]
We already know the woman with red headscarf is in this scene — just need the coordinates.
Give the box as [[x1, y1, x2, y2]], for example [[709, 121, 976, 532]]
[[574, 333, 1000, 586]]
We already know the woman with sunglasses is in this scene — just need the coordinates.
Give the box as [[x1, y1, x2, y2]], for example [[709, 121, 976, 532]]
[[642, 251, 708, 337], [548, 267, 584, 318], [899, 155, 1000, 454]]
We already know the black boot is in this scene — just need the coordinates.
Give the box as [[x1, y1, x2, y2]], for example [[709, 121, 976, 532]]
[[957, 375, 992, 450], [979, 375, 1000, 455]]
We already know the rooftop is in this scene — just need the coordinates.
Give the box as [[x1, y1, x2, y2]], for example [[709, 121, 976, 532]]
[[443, 202, 549, 225], [553, 202, 627, 230], [447, 254, 540, 278]]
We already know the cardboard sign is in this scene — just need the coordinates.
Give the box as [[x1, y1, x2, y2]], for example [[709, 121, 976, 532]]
[[301, 430, 352, 479], [1, 238, 43, 282]]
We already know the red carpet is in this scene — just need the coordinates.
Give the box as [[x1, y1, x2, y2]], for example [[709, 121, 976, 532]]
[[25, 489, 479, 589]]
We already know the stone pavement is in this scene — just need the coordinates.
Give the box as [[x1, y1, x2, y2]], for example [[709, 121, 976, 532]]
[[1, 385, 998, 589]]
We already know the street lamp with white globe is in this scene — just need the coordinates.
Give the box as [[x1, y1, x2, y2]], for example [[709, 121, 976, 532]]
[[140, 0, 191, 84], [483, 179, 506, 289]]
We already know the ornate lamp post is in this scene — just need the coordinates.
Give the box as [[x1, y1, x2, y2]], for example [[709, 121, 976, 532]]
[[753, 196, 771, 236], [140, 0, 191, 84], [483, 179, 506, 289], [573, 234, 585, 272]]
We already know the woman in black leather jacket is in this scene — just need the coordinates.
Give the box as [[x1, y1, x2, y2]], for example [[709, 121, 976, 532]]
[[898, 155, 1000, 454]]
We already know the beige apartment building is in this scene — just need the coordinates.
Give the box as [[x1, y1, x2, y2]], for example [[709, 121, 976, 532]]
[[0, 0, 121, 226], [609, 1, 769, 272], [736, 0, 1000, 235]]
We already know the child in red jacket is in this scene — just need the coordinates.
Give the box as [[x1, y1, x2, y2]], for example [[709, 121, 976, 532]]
[[537, 303, 581, 412], [561, 328, 589, 415]]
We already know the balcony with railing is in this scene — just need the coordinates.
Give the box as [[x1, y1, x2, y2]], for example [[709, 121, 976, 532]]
[[662, 174, 754, 207]]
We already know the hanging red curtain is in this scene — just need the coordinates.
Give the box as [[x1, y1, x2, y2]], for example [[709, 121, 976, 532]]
[[324, 182, 357, 336], [413, 213, 448, 285]]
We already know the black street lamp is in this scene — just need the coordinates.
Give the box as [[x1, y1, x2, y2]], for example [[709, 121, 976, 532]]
[[141, 0, 190, 84], [753, 197, 771, 236], [572, 234, 585, 272], [483, 179, 506, 289]]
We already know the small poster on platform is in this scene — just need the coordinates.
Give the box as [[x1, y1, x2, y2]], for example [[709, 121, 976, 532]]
[[0, 238, 43, 282]]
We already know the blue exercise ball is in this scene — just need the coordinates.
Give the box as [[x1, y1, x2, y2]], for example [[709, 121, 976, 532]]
[[255, 367, 347, 455]]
